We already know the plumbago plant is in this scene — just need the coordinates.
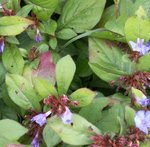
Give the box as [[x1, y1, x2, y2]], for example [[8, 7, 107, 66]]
[[1, 0, 150, 147]]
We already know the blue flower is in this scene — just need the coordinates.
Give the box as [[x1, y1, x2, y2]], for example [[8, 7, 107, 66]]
[[136, 97, 150, 107], [134, 110, 150, 134], [35, 29, 42, 43], [60, 107, 73, 124], [129, 38, 150, 55], [31, 133, 39, 147], [31, 110, 51, 127], [0, 38, 4, 53]]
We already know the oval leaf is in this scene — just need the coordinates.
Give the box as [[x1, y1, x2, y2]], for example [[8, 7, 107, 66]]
[[56, 55, 76, 95], [58, 0, 106, 34], [43, 124, 61, 147], [2, 45, 24, 74], [48, 114, 101, 145], [0, 16, 33, 36], [89, 38, 135, 82], [29, 0, 58, 20], [125, 16, 150, 42], [6, 74, 41, 111], [0, 119, 28, 141], [70, 88, 97, 107], [137, 53, 150, 71], [33, 77, 58, 98], [32, 51, 56, 85], [125, 106, 135, 127]]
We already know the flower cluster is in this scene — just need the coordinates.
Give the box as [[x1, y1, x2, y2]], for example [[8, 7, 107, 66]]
[[29, 95, 79, 147], [110, 71, 150, 94], [132, 88, 150, 134], [89, 126, 146, 147]]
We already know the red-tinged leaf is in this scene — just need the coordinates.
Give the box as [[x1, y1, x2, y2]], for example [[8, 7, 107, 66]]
[[33, 51, 56, 85], [6, 144, 25, 147]]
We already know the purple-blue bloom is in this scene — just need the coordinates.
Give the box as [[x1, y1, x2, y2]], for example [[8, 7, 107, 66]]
[[60, 107, 73, 124], [0, 38, 4, 53], [31, 133, 39, 147], [35, 29, 42, 43], [146, 41, 150, 47], [129, 38, 150, 55], [31, 110, 51, 127], [136, 97, 150, 107], [134, 110, 150, 134], [135, 94, 150, 107]]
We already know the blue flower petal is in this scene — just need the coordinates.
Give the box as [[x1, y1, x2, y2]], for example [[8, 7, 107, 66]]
[[134, 110, 150, 134], [60, 107, 73, 125], [31, 133, 39, 147]]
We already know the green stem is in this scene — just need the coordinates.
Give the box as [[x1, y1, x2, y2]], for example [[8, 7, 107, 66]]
[[61, 28, 107, 49]]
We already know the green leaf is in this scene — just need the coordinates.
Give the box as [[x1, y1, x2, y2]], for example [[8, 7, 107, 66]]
[[79, 98, 110, 124], [4, 0, 21, 12], [57, 0, 106, 34], [96, 104, 125, 134], [76, 55, 92, 77], [133, 0, 150, 18], [0, 16, 33, 36], [89, 38, 135, 82], [131, 87, 145, 99], [40, 19, 57, 36], [48, 114, 101, 145], [56, 55, 76, 95], [17, 4, 33, 17], [0, 100, 18, 120], [49, 38, 57, 50], [137, 53, 150, 71], [125, 106, 135, 126], [43, 124, 61, 147], [1, 84, 24, 116], [91, 30, 126, 42], [6, 74, 41, 111], [5, 36, 20, 45], [70, 88, 97, 107], [0, 119, 28, 141], [105, 15, 127, 36], [125, 16, 150, 42], [0, 137, 19, 147], [28, 0, 59, 20], [2, 45, 24, 74], [56, 28, 77, 40], [33, 77, 58, 98], [141, 141, 150, 147], [0, 63, 6, 85]]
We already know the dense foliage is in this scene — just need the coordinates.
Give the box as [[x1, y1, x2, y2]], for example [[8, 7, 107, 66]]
[[0, 0, 150, 147]]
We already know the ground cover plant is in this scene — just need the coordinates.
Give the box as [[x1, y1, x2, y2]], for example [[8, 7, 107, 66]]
[[0, 0, 150, 146]]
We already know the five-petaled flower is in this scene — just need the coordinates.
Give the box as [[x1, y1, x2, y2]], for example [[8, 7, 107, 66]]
[[35, 28, 42, 43], [129, 38, 150, 55], [134, 110, 150, 134]]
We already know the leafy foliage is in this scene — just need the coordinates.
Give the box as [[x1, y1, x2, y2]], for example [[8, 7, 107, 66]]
[[0, 0, 150, 146]]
